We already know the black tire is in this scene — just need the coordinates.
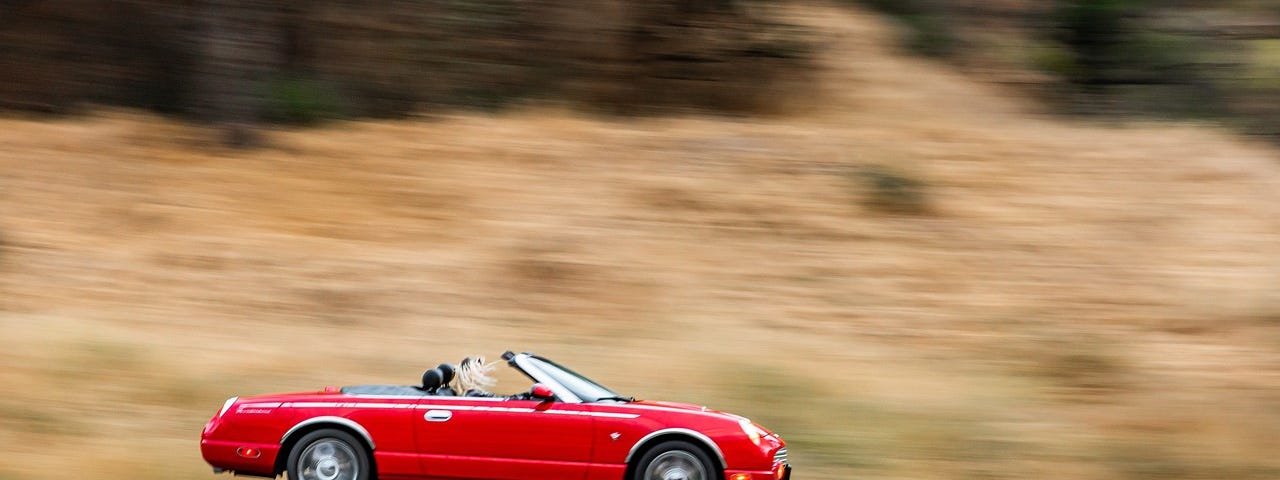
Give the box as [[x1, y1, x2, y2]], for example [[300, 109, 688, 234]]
[[286, 428, 371, 480], [633, 440, 716, 480]]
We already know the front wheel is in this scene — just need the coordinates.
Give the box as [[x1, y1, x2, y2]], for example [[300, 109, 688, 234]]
[[286, 429, 370, 480], [634, 440, 716, 480]]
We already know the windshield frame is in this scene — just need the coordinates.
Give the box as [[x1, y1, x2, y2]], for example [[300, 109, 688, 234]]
[[511, 353, 624, 403]]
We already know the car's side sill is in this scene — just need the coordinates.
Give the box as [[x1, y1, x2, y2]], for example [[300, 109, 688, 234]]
[[209, 470, 274, 479]]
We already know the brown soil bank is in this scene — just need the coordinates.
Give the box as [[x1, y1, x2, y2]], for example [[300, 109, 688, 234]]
[[1, 4, 1279, 480]]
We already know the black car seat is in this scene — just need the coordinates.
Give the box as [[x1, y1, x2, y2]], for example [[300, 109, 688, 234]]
[[434, 363, 457, 396], [420, 368, 444, 393]]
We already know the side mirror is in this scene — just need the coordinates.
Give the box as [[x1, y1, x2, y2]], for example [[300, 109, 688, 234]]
[[530, 383, 555, 401]]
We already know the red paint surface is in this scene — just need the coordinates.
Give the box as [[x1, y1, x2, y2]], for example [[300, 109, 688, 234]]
[[201, 391, 787, 480]]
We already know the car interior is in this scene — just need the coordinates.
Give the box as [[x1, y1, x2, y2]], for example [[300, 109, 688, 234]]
[[338, 362, 471, 397]]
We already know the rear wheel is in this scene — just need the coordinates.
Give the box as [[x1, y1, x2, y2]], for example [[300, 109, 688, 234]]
[[634, 440, 715, 480], [286, 429, 370, 480]]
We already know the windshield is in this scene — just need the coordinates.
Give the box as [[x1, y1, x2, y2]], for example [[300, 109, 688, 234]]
[[525, 356, 623, 402]]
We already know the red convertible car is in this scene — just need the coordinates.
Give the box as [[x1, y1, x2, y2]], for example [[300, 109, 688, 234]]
[[201, 351, 790, 480]]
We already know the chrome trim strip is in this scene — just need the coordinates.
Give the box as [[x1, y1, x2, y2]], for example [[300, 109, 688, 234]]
[[513, 354, 583, 403], [624, 428, 726, 468], [218, 397, 238, 417], [282, 402, 414, 409], [280, 416, 376, 450], [343, 394, 510, 401], [413, 403, 639, 418], [610, 403, 746, 420]]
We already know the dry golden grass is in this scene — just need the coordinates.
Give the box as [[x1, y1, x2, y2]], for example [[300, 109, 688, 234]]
[[2, 3, 1280, 480]]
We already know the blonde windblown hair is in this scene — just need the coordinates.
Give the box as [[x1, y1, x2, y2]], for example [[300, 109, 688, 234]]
[[454, 355, 496, 394]]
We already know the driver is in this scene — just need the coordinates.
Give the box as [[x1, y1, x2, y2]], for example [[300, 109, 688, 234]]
[[453, 355, 498, 397]]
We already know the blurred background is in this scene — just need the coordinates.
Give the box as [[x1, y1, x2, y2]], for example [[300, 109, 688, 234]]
[[2, 1, 1279, 479]]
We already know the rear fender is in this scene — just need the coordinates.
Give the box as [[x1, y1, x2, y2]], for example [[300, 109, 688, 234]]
[[275, 417, 377, 476]]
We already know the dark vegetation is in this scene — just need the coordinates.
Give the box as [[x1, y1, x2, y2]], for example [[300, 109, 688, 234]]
[[0, 0, 811, 128], [849, 0, 960, 58], [851, 0, 1280, 141], [1, 1, 1277, 142], [1041, 0, 1239, 119], [852, 165, 930, 215]]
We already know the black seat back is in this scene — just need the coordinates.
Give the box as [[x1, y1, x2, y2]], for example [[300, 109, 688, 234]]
[[421, 368, 444, 392], [434, 363, 457, 396]]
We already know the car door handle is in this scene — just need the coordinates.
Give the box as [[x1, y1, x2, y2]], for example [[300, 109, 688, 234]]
[[424, 410, 453, 422]]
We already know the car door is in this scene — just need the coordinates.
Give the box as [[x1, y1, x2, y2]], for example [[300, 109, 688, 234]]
[[414, 396, 595, 480]]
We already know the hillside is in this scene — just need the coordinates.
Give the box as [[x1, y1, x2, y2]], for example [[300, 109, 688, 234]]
[[2, 3, 1279, 480]]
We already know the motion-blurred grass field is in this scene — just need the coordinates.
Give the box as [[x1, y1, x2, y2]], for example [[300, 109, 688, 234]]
[[2, 5, 1279, 480]]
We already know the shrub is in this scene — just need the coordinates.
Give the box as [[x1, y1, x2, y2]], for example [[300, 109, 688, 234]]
[[900, 13, 958, 58], [1042, 0, 1242, 120], [1032, 41, 1078, 77], [0, 0, 815, 123], [853, 165, 929, 215], [261, 74, 344, 125], [854, 0, 929, 17], [1052, 0, 1141, 86], [848, 0, 958, 58]]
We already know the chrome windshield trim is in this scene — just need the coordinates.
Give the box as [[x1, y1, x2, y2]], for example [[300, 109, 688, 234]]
[[512, 353, 583, 403]]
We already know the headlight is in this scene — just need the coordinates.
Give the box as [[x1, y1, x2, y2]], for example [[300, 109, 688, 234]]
[[739, 419, 762, 445]]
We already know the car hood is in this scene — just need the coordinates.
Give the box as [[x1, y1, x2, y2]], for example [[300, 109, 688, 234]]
[[631, 400, 745, 419], [629, 400, 779, 437], [632, 400, 711, 411]]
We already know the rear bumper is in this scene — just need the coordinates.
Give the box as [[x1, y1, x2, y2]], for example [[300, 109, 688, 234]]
[[200, 438, 279, 477]]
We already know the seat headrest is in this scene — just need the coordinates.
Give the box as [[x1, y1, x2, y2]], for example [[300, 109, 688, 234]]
[[436, 363, 456, 385], [421, 368, 444, 390]]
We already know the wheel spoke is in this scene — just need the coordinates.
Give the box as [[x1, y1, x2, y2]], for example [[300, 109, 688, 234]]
[[298, 438, 361, 480], [644, 450, 706, 480]]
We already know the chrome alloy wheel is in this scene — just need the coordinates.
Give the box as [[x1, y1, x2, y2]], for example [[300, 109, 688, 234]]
[[644, 450, 707, 480], [299, 439, 361, 480]]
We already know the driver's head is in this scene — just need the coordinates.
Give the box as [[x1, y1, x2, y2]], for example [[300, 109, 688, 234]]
[[456, 355, 496, 393]]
